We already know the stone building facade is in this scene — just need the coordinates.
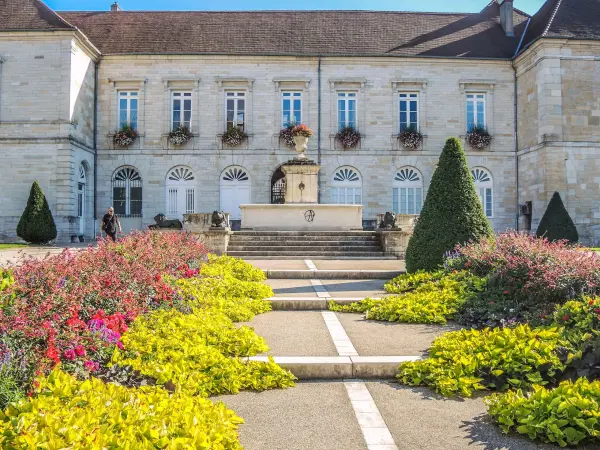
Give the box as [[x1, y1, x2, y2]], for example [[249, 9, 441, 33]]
[[1, 0, 599, 243]]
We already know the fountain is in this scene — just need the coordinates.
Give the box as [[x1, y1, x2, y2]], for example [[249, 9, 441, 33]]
[[239, 126, 363, 231]]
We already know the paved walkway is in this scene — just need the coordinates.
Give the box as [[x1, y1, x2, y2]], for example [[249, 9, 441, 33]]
[[214, 259, 577, 450], [0, 243, 91, 267]]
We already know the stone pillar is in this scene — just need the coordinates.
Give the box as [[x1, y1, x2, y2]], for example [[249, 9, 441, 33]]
[[376, 214, 418, 258], [183, 213, 232, 254], [281, 161, 321, 204]]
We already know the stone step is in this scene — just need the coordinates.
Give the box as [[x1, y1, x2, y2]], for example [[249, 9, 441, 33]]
[[234, 231, 378, 237], [265, 269, 404, 279], [228, 251, 386, 257], [228, 245, 383, 252], [248, 355, 421, 379], [242, 256, 399, 260], [268, 297, 381, 310], [229, 237, 380, 243]]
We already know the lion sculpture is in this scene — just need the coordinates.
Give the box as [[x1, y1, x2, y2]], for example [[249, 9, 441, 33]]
[[148, 213, 183, 230]]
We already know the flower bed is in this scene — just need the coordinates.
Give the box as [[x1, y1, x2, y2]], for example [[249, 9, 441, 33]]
[[168, 125, 191, 146], [0, 232, 294, 448]]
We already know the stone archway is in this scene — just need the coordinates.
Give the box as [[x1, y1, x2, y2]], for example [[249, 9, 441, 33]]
[[271, 166, 286, 204]]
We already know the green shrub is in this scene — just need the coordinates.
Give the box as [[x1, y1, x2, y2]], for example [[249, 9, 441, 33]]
[[200, 255, 266, 282], [328, 298, 382, 313], [112, 308, 295, 397], [536, 191, 579, 243], [332, 271, 485, 324], [0, 269, 14, 292], [0, 369, 245, 449], [486, 378, 600, 447], [397, 325, 566, 397], [177, 275, 272, 322], [405, 137, 493, 272], [16, 181, 57, 244], [383, 270, 445, 294]]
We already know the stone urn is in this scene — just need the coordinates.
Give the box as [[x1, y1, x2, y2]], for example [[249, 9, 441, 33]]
[[292, 135, 309, 160]]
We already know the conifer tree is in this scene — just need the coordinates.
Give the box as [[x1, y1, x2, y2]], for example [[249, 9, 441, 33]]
[[16, 181, 57, 244], [536, 191, 579, 243], [405, 137, 493, 272]]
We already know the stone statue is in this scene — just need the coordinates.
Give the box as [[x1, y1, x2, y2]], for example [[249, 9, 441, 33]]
[[211, 211, 227, 228], [148, 213, 183, 230], [379, 212, 397, 229]]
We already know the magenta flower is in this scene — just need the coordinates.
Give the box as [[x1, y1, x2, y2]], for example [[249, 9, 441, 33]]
[[63, 349, 76, 361]]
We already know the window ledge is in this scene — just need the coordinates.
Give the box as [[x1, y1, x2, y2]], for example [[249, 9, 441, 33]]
[[392, 133, 428, 138], [108, 132, 145, 138]]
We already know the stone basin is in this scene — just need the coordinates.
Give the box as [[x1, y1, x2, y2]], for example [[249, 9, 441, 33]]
[[239, 204, 363, 231]]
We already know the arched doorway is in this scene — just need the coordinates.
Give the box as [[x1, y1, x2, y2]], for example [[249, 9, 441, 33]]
[[165, 166, 196, 220], [220, 166, 250, 220], [77, 163, 86, 235], [271, 166, 286, 204]]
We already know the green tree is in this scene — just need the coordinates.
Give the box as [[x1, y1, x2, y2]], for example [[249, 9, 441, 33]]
[[536, 192, 579, 243], [16, 182, 57, 244], [405, 137, 493, 272]]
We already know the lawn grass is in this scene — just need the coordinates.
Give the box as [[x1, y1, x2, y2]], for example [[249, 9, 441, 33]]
[[0, 243, 29, 250]]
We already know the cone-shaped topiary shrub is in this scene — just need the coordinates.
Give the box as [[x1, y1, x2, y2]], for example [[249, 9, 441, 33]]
[[536, 191, 579, 243], [16, 181, 57, 244], [405, 137, 493, 272]]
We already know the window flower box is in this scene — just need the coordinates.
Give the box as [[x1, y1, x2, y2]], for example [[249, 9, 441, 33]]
[[113, 124, 137, 148], [168, 125, 191, 146], [335, 126, 361, 149], [466, 125, 492, 149], [221, 126, 248, 147], [398, 125, 423, 149]]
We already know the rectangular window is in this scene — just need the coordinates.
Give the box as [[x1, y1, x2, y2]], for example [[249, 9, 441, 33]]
[[337, 92, 357, 130], [333, 187, 361, 205], [466, 93, 486, 132], [478, 187, 493, 218], [399, 93, 419, 132], [226, 91, 245, 131], [393, 188, 423, 215], [113, 187, 127, 215], [118, 91, 138, 129], [172, 91, 192, 130], [282, 92, 302, 127]]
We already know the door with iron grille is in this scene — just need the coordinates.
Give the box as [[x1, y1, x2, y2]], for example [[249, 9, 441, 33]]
[[271, 167, 286, 204]]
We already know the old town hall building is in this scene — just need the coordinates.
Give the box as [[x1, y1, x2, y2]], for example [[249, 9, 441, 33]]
[[1, 0, 599, 243]]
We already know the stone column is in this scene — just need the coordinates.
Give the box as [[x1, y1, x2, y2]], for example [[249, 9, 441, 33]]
[[281, 161, 321, 204]]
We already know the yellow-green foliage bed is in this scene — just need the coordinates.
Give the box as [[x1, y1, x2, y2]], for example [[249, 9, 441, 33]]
[[0, 255, 293, 449], [329, 270, 486, 324]]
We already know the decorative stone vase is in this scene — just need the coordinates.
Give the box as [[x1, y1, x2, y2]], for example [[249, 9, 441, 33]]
[[292, 135, 309, 160]]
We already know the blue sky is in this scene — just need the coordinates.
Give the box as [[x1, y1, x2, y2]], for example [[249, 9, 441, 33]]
[[46, 0, 547, 15]]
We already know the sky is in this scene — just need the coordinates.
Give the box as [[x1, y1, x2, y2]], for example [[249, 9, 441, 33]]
[[46, 0, 547, 15]]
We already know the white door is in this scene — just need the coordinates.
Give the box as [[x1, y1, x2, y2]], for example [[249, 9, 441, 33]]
[[220, 166, 250, 220], [166, 167, 196, 220]]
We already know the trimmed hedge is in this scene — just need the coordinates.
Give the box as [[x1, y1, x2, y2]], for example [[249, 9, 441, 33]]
[[536, 191, 579, 243], [16, 181, 57, 244], [405, 137, 493, 272]]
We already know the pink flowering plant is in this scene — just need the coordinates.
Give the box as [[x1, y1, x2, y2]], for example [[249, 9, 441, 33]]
[[446, 232, 600, 327], [0, 231, 207, 404]]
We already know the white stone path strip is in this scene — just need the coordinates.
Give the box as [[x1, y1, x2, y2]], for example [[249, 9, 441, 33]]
[[304, 259, 318, 270], [345, 381, 399, 450], [310, 279, 332, 298], [322, 311, 359, 356]]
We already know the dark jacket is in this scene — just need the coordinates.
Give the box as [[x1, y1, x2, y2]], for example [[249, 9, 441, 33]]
[[102, 214, 119, 234]]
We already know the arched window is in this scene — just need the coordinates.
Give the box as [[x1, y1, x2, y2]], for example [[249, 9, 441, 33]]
[[471, 167, 493, 218], [393, 167, 423, 215], [166, 166, 196, 219], [332, 166, 362, 204], [112, 166, 142, 217], [220, 166, 251, 220]]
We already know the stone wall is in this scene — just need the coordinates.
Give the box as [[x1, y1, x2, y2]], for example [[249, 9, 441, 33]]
[[96, 54, 517, 233], [516, 40, 600, 244], [0, 33, 97, 242]]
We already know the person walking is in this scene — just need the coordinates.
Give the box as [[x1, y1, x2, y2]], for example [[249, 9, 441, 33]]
[[101, 207, 122, 241]]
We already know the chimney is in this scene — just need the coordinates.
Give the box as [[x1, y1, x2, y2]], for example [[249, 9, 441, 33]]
[[498, 0, 514, 36], [110, 2, 121, 12]]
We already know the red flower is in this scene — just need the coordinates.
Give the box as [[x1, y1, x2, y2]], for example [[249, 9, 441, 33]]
[[589, 300, 595, 306], [594, 308, 600, 314], [74, 345, 86, 357], [503, 290, 510, 295], [63, 349, 76, 361], [562, 314, 570, 321]]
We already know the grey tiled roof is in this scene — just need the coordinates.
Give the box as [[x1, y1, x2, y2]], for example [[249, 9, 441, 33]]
[[522, 0, 600, 50], [1, 0, 74, 31], [55, 4, 529, 58]]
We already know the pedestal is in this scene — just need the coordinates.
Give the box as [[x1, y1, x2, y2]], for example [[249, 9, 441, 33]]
[[281, 161, 320, 204], [183, 213, 232, 254]]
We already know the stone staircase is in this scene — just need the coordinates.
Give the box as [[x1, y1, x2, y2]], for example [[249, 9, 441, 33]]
[[227, 231, 397, 259]]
